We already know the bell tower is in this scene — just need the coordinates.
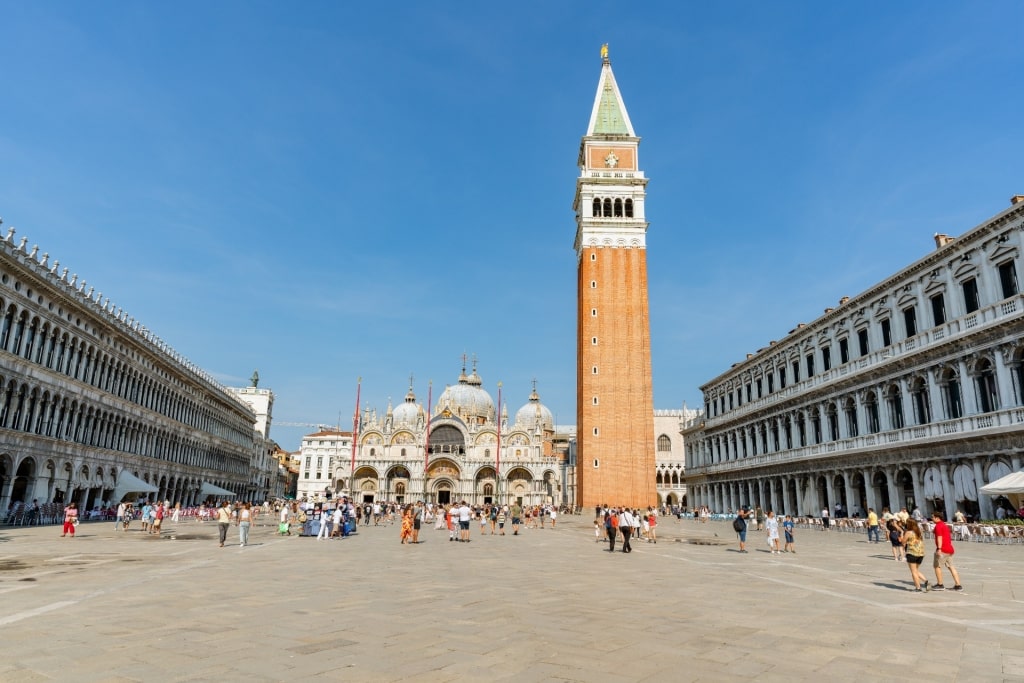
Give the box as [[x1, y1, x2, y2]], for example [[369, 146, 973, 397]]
[[574, 46, 655, 509]]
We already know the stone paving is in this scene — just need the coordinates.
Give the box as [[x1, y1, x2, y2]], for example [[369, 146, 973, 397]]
[[1, 513, 1024, 682]]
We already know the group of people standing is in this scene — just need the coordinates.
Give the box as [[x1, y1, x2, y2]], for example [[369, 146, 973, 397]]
[[598, 506, 659, 553], [732, 507, 795, 554]]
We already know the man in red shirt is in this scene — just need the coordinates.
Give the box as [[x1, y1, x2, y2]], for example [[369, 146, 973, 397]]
[[931, 511, 963, 591]]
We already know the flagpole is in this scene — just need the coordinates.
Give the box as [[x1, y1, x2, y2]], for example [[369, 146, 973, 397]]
[[349, 377, 361, 500], [422, 381, 432, 501], [496, 381, 502, 504]]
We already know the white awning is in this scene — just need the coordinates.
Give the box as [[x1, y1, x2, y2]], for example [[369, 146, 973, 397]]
[[200, 482, 237, 498], [979, 471, 1024, 496], [112, 470, 159, 503]]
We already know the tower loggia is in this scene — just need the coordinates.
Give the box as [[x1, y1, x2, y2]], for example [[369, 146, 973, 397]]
[[574, 46, 656, 508]]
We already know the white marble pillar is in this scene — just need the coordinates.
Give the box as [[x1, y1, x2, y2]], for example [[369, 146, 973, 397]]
[[958, 358, 979, 415], [938, 462, 956, 521], [972, 459, 993, 519], [993, 348, 1016, 409]]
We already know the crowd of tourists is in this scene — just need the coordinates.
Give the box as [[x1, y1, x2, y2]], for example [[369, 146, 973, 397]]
[[595, 505, 661, 553]]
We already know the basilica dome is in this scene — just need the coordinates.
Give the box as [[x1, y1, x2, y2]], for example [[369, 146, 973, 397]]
[[515, 385, 554, 431], [436, 362, 495, 424], [393, 385, 420, 426]]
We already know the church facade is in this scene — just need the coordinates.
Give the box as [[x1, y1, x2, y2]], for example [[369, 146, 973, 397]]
[[333, 363, 566, 507]]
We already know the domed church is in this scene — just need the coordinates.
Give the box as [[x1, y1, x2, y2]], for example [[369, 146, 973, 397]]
[[342, 360, 566, 507]]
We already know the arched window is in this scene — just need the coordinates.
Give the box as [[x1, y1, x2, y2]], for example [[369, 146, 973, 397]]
[[602, 198, 612, 217], [592, 198, 601, 217], [826, 403, 839, 441], [657, 435, 671, 452], [613, 198, 623, 217], [910, 377, 931, 425], [864, 392, 880, 433], [624, 199, 634, 218], [939, 368, 963, 419], [975, 359, 998, 413], [844, 398, 859, 437], [885, 384, 904, 429]]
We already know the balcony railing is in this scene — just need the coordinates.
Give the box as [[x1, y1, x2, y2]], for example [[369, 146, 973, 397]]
[[688, 405, 1024, 476], [702, 293, 1024, 429]]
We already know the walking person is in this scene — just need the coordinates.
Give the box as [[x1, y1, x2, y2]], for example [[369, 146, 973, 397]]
[[237, 502, 252, 547], [116, 501, 127, 531], [765, 510, 780, 554], [888, 520, 905, 561], [458, 501, 472, 542], [171, 502, 182, 523], [733, 506, 750, 553], [510, 502, 522, 535], [151, 501, 165, 536], [901, 518, 929, 591], [931, 511, 963, 591], [61, 501, 79, 538], [316, 505, 331, 540], [216, 501, 232, 547], [867, 508, 880, 543], [619, 507, 635, 553], [400, 506, 413, 544], [782, 514, 796, 553], [647, 507, 657, 543], [604, 509, 618, 552], [412, 502, 423, 543]]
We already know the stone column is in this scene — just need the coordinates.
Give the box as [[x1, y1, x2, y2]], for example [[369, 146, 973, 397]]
[[972, 459, 993, 519], [843, 474, 857, 517], [837, 400, 849, 440], [958, 358, 979, 415], [927, 369, 944, 422], [885, 467, 901, 513], [824, 474, 835, 515], [862, 468, 877, 513], [910, 465, 925, 512], [993, 347, 1016, 410], [897, 376, 911, 429], [938, 462, 956, 521]]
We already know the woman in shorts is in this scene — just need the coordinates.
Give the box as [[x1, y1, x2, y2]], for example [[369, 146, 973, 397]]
[[901, 518, 928, 591], [888, 519, 905, 562]]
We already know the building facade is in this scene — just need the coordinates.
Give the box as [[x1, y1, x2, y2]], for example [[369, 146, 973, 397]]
[[575, 47, 656, 509], [296, 428, 352, 502], [0, 222, 277, 512], [684, 197, 1024, 522], [655, 408, 700, 508], [326, 364, 567, 507]]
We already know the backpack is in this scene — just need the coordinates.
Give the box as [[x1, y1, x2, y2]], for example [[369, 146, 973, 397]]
[[732, 516, 746, 533]]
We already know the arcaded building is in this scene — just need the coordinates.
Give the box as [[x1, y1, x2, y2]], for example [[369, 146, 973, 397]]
[[683, 197, 1024, 522], [575, 48, 656, 509], [0, 222, 278, 512]]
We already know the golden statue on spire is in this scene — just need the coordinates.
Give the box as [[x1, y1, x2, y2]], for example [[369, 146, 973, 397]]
[[600, 43, 609, 61]]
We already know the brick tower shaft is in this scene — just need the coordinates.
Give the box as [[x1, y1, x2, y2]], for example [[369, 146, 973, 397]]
[[574, 47, 656, 509]]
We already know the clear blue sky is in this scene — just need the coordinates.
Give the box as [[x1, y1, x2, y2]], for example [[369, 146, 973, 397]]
[[1, 3, 1020, 451]]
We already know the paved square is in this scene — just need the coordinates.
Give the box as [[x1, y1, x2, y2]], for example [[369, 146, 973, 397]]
[[1, 514, 1023, 681]]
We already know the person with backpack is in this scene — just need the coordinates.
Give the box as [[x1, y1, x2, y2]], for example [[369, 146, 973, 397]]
[[733, 506, 750, 553]]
